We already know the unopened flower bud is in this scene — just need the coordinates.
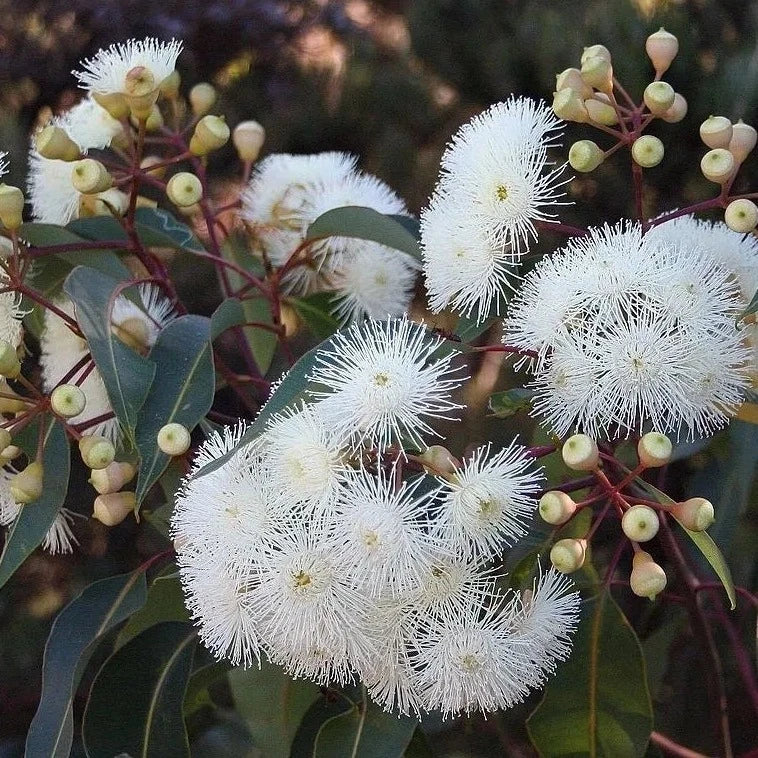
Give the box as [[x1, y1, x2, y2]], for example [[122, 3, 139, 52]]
[[157, 422, 191, 456], [112, 316, 151, 354], [0, 185, 24, 230], [552, 90, 589, 122], [556, 68, 593, 99], [645, 28, 678, 75], [232, 120, 266, 162], [569, 140, 604, 172], [159, 69, 181, 100], [140, 155, 166, 179], [672, 497, 715, 532], [190, 115, 230, 156], [79, 435, 116, 470], [130, 104, 164, 132], [419, 444, 460, 476], [0, 428, 11, 453], [728, 121, 758, 164], [562, 434, 599, 471], [539, 491, 577, 525], [92, 92, 130, 120], [189, 82, 216, 116], [637, 432, 672, 468], [700, 148, 735, 184], [78, 188, 129, 218], [124, 66, 159, 119], [699, 116, 732, 149], [10, 461, 43, 504], [550, 538, 587, 574], [661, 93, 688, 124], [622, 504, 660, 542], [0, 382, 25, 413], [581, 44, 611, 65], [89, 461, 136, 495], [35, 125, 80, 161], [93, 491, 136, 526], [632, 135, 664, 168], [584, 98, 618, 126], [630, 550, 667, 600], [2, 444, 21, 460], [581, 56, 613, 93], [643, 81, 675, 116], [167, 172, 203, 207], [0, 340, 20, 378], [71, 159, 112, 194], [725, 199, 758, 233], [50, 384, 86, 418]]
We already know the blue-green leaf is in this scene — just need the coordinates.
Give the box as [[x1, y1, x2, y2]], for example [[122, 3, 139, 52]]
[[290, 292, 340, 340]]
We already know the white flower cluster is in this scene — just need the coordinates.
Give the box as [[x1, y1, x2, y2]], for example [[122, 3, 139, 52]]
[[173, 318, 579, 717], [421, 97, 568, 323], [504, 221, 750, 439], [240, 153, 418, 322]]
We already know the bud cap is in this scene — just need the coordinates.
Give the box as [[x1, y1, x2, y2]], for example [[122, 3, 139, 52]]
[[643, 81, 675, 116], [10, 461, 44, 504], [645, 28, 678, 75], [700, 148, 735, 184], [539, 491, 577, 525], [672, 497, 715, 532], [725, 199, 758, 233], [233, 120, 266, 162], [637, 432, 672, 468], [157, 422, 191, 456], [699, 116, 733, 149], [632, 135, 664, 168], [50, 384, 87, 418], [189, 82, 217, 116], [622, 504, 660, 542], [550, 538, 587, 574], [80, 435, 116, 470], [728, 121, 758, 163], [661, 93, 688, 124], [167, 172, 203, 207], [569, 140, 604, 172], [562, 434, 599, 471], [0, 184, 24, 231], [93, 491, 137, 526], [630, 550, 667, 600], [89, 461, 137, 495], [584, 98, 618, 126]]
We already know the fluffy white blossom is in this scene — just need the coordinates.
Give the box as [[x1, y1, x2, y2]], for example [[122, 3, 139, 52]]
[[432, 442, 543, 559], [28, 150, 82, 225], [0, 290, 26, 349], [309, 317, 466, 451], [505, 221, 750, 438], [73, 37, 183, 96], [62, 95, 124, 151]]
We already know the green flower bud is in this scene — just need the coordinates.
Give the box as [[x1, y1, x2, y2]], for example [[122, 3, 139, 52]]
[[584, 97, 618, 126], [539, 491, 577, 526], [167, 172, 203, 207], [0, 428, 11, 453], [80, 435, 116, 470], [645, 28, 678, 75], [569, 140, 604, 172], [556, 67, 593, 99], [632, 135, 664, 168], [562, 434, 599, 471], [672, 497, 715, 532], [189, 115, 230, 156], [0, 184, 24, 231], [50, 384, 87, 418], [622, 504, 660, 542], [700, 148, 735, 184], [550, 538, 587, 574], [630, 550, 667, 600], [660, 93, 687, 124], [124, 65, 159, 119], [157, 422, 191, 456], [71, 159, 112, 195], [159, 69, 181, 100], [10, 461, 44, 504], [581, 44, 611, 65], [0, 340, 20, 378], [419, 444, 459, 476], [89, 461, 136, 495], [637, 432, 672, 468], [552, 89, 589, 122], [232, 120, 266, 162], [93, 491, 137, 526], [35, 125, 80, 161], [699, 116, 733, 150], [643, 81, 675, 116], [725, 199, 758, 234], [581, 56, 613, 93], [728, 121, 758, 164], [189, 82, 217, 116], [92, 92, 130, 120], [79, 188, 129, 218]]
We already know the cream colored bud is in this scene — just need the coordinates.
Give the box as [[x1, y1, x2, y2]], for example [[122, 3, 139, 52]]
[[569, 140, 604, 172], [157, 422, 191, 456], [550, 538, 587, 574], [581, 56, 613, 93], [92, 92, 130, 120], [725, 199, 758, 233], [71, 159, 112, 194], [130, 104, 164, 132], [135, 196, 157, 210], [419, 444, 460, 476], [93, 491, 136, 526], [232, 120, 266, 162], [167, 172, 203, 207], [637, 432, 672, 468], [699, 116, 733, 149], [630, 550, 667, 600], [79, 188, 128, 218], [159, 69, 181, 99], [562, 434, 599, 471], [89, 461, 136, 495], [672, 497, 715, 532], [0, 388, 26, 414], [80, 435, 116, 470], [632, 135, 664, 168], [581, 44, 611, 65], [643, 81, 675, 116], [112, 316, 150, 354], [552, 90, 589, 123], [10, 461, 44, 504], [189, 82, 217, 116], [661, 93, 688, 124], [645, 28, 678, 75], [50, 384, 86, 418], [0, 185, 24, 231], [700, 148, 735, 184], [556, 68, 593, 99], [35, 125, 80, 161], [584, 98, 618, 126], [2, 444, 21, 460], [140, 155, 166, 179], [0, 340, 20, 378], [0, 428, 11, 453], [124, 66, 159, 120], [728, 121, 758, 163], [189, 115, 230, 156], [539, 491, 577, 525], [622, 504, 660, 542]]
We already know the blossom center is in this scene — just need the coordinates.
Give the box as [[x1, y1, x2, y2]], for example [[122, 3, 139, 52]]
[[495, 184, 509, 202]]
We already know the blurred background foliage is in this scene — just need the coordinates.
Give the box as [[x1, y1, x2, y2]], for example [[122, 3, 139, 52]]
[[0, 1, 757, 756]]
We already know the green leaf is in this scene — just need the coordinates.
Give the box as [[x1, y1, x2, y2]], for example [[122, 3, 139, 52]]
[[229, 661, 321, 758], [240, 296, 278, 376], [528, 592, 653, 758], [738, 288, 758, 323], [63, 267, 156, 444], [306, 206, 421, 261], [25, 569, 149, 758], [83, 621, 197, 758], [313, 697, 418, 757], [211, 297, 246, 340], [633, 477, 737, 610], [184, 661, 232, 717], [290, 291, 340, 340], [116, 569, 189, 647], [489, 388, 534, 418], [454, 313, 498, 344], [0, 419, 70, 590], [134, 314, 214, 503]]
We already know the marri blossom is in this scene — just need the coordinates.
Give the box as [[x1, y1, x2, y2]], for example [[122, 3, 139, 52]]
[[504, 221, 750, 439]]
